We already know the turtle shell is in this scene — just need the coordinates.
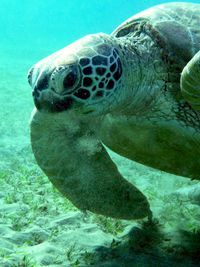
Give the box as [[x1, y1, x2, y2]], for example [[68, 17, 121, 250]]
[[112, 2, 200, 106], [113, 3, 200, 65]]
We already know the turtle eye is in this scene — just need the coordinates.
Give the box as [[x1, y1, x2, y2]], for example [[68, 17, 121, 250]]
[[51, 64, 80, 95], [63, 69, 77, 89], [63, 65, 79, 91]]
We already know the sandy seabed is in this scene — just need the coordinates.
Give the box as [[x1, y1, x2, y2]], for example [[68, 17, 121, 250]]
[[0, 48, 200, 267]]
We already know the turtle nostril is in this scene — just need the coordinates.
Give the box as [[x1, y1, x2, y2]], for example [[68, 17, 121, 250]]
[[32, 88, 40, 98]]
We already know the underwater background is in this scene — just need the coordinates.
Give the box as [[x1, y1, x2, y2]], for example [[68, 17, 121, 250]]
[[1, 0, 200, 266]]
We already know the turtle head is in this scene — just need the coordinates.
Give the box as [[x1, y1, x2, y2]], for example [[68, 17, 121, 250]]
[[28, 33, 123, 115]]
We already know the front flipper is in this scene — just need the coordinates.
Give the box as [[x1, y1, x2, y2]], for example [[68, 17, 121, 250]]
[[181, 51, 200, 111], [30, 109, 151, 220]]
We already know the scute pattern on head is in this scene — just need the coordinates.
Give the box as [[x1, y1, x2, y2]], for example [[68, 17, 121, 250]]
[[71, 47, 122, 103], [28, 33, 124, 114]]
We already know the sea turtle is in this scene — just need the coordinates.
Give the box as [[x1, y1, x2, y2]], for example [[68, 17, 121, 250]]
[[28, 2, 200, 220]]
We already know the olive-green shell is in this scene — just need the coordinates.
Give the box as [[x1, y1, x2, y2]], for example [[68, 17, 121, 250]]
[[112, 2, 200, 66], [112, 2, 200, 109]]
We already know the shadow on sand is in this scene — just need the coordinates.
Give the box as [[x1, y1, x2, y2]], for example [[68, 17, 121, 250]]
[[81, 219, 200, 267]]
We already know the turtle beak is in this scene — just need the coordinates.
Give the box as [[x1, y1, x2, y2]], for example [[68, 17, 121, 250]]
[[32, 86, 74, 112], [29, 64, 89, 114], [29, 68, 74, 112]]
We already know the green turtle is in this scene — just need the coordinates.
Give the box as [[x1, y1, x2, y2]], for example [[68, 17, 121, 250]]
[[28, 2, 200, 220]]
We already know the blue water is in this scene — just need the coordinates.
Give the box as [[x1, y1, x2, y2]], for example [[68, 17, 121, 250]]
[[1, 0, 200, 57]]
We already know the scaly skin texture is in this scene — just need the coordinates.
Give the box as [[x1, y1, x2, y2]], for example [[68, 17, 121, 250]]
[[100, 2, 200, 179], [29, 3, 200, 220], [30, 109, 151, 219]]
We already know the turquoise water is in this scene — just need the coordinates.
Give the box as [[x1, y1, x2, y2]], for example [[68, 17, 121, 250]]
[[1, 1, 200, 266], [1, 0, 200, 54]]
